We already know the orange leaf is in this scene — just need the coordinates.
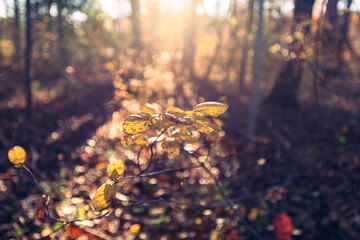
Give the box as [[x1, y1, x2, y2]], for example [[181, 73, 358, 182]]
[[129, 223, 141, 234], [8, 146, 26, 164], [273, 213, 293, 240]]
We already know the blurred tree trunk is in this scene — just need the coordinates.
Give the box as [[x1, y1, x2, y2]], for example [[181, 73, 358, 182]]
[[130, 0, 142, 48], [237, 0, 254, 92], [13, 0, 21, 65], [25, 0, 32, 145], [247, 0, 264, 137], [182, 0, 198, 77], [150, 0, 159, 43], [341, 0, 353, 38], [46, 0, 53, 31], [56, 0, 65, 72], [265, 0, 315, 109]]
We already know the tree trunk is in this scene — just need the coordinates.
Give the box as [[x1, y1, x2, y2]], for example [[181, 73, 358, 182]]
[[182, 0, 198, 77], [247, 0, 264, 137], [265, 0, 315, 109], [238, 0, 254, 92], [56, 0, 65, 72], [13, 0, 21, 65], [25, 0, 32, 145], [130, 0, 142, 48], [341, 0, 353, 38]]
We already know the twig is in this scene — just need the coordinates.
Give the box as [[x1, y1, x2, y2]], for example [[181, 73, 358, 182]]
[[116, 165, 202, 183], [22, 162, 111, 237], [140, 127, 169, 174], [136, 147, 143, 172], [22, 164, 46, 196], [121, 198, 246, 210]]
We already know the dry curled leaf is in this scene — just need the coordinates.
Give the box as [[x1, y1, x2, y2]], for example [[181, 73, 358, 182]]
[[8, 146, 26, 165], [92, 183, 115, 211], [193, 102, 228, 117], [107, 159, 124, 179]]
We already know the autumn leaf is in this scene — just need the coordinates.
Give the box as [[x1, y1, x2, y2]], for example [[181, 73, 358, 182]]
[[163, 107, 187, 121], [152, 113, 173, 131], [248, 208, 259, 221], [92, 183, 115, 211], [132, 134, 149, 146], [37, 195, 47, 220], [140, 103, 156, 115], [129, 223, 141, 234], [121, 134, 132, 147], [8, 146, 26, 165], [273, 213, 293, 240], [193, 102, 228, 117], [107, 159, 124, 179], [161, 139, 181, 153], [194, 116, 219, 134], [122, 112, 153, 134]]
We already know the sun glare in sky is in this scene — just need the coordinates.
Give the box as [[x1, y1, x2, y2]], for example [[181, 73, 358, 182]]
[[99, 0, 231, 19], [1, 0, 359, 20]]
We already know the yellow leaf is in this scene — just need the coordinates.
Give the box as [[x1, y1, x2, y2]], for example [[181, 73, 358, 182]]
[[161, 139, 181, 153], [163, 107, 186, 121], [107, 159, 125, 179], [8, 146, 26, 165], [193, 102, 228, 117], [122, 112, 153, 134], [121, 134, 132, 147], [163, 108, 195, 125], [133, 134, 149, 146], [210, 230, 219, 240], [140, 103, 156, 115], [129, 223, 141, 233], [194, 116, 219, 134], [152, 113, 173, 131], [248, 208, 259, 221], [178, 126, 192, 140], [92, 183, 115, 211]]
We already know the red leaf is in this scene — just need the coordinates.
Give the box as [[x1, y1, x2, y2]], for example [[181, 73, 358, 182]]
[[273, 213, 293, 240], [37, 195, 47, 220]]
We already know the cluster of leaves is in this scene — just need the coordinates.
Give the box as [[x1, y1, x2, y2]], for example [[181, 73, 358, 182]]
[[91, 159, 124, 210], [121, 101, 228, 153]]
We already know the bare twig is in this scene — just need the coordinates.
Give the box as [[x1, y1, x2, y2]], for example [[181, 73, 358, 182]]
[[140, 127, 169, 174], [121, 198, 246, 210], [22, 164, 46, 196], [116, 165, 202, 183]]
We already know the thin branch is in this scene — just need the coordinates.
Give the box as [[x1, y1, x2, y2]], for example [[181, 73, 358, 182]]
[[22, 164, 46, 196], [136, 146, 143, 172], [140, 127, 169, 174], [117, 165, 202, 183], [120, 198, 245, 210]]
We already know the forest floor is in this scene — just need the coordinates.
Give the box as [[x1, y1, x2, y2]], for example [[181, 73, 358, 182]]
[[1, 57, 360, 240]]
